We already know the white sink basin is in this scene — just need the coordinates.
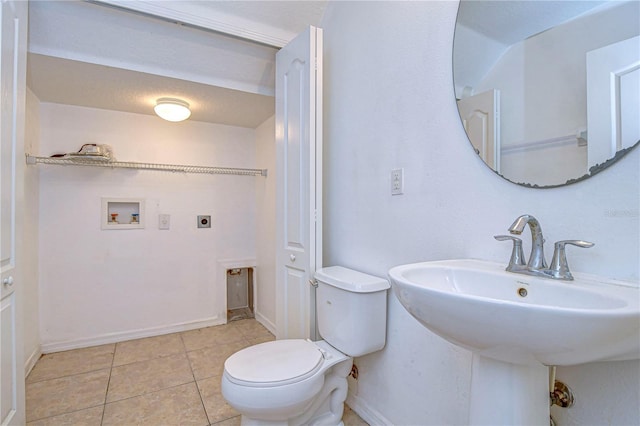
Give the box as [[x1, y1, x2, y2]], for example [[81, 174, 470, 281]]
[[389, 259, 640, 366]]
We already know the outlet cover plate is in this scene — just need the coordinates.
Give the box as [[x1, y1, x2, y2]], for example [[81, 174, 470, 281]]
[[159, 214, 170, 230], [391, 168, 404, 195]]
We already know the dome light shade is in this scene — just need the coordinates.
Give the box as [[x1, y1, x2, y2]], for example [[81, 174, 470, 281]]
[[154, 98, 191, 122]]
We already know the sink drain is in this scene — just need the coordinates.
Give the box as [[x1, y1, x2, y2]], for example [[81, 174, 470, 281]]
[[517, 287, 528, 297]]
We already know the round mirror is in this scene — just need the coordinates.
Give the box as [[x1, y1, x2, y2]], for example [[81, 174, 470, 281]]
[[453, 0, 639, 188]]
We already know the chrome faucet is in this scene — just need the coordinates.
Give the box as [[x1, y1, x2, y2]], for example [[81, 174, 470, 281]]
[[508, 214, 547, 270], [495, 214, 594, 280]]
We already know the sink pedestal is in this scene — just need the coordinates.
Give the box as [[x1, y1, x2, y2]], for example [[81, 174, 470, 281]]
[[469, 355, 549, 425]]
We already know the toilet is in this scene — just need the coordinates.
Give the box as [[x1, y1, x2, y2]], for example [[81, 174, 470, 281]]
[[221, 266, 390, 425]]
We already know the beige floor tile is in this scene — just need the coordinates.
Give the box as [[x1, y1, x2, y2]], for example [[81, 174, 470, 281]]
[[27, 345, 115, 384], [197, 376, 239, 424], [230, 319, 274, 341], [26, 369, 110, 422], [25, 319, 286, 426], [113, 332, 185, 366], [211, 415, 241, 426], [26, 405, 104, 426], [187, 341, 249, 380], [107, 353, 194, 402], [181, 324, 247, 352], [247, 334, 276, 346], [102, 382, 208, 426]]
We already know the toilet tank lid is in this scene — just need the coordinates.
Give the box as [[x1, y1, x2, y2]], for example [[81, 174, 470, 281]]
[[314, 266, 390, 293]]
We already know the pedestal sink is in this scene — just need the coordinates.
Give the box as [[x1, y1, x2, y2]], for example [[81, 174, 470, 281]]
[[388, 259, 639, 425]]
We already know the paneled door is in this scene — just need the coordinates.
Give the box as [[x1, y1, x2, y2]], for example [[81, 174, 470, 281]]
[[275, 26, 323, 340], [587, 35, 640, 169], [457, 89, 501, 173], [1, 1, 27, 424]]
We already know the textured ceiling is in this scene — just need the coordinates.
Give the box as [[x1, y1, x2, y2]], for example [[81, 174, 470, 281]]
[[27, 0, 327, 128], [27, 54, 276, 128]]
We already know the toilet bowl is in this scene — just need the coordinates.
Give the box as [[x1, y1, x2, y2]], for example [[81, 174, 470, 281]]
[[222, 339, 352, 425], [221, 266, 390, 426]]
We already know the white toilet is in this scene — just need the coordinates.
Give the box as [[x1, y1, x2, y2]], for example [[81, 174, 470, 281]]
[[221, 266, 390, 426]]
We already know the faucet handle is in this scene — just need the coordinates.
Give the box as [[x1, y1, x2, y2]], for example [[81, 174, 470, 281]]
[[549, 240, 595, 280], [494, 235, 526, 271], [556, 240, 595, 249]]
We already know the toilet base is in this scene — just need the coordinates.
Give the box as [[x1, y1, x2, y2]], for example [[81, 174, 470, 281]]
[[241, 418, 345, 426], [239, 355, 352, 426]]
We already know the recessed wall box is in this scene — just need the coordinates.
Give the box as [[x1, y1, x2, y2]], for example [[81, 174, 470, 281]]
[[197, 215, 211, 228], [102, 198, 145, 230]]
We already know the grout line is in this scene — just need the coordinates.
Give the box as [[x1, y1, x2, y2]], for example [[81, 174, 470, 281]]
[[110, 349, 188, 368], [26, 403, 106, 424], [100, 343, 118, 425], [103, 381, 199, 405], [176, 328, 206, 418], [210, 414, 242, 425], [180, 330, 213, 425], [98, 403, 106, 426], [25, 366, 113, 385], [109, 333, 187, 368]]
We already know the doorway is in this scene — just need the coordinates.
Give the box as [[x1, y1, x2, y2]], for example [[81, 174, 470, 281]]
[[226, 267, 254, 322]]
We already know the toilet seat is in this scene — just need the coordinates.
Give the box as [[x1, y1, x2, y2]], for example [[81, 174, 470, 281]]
[[224, 339, 324, 387]]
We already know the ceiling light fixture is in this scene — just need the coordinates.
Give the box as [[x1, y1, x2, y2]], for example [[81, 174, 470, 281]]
[[154, 98, 191, 122]]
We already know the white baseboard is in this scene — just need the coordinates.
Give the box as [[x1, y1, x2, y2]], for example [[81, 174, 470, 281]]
[[40, 316, 225, 354], [24, 346, 42, 377], [254, 310, 276, 335], [346, 392, 392, 426]]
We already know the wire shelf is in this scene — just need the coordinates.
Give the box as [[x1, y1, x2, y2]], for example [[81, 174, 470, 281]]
[[26, 155, 267, 177]]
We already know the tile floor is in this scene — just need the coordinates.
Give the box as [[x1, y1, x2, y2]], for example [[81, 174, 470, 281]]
[[26, 319, 368, 426]]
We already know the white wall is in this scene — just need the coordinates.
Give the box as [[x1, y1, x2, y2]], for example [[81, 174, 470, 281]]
[[23, 88, 41, 373], [321, 1, 639, 425], [38, 103, 258, 351], [255, 115, 277, 332]]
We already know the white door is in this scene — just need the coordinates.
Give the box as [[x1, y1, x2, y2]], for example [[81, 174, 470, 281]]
[[1, 1, 27, 424], [457, 89, 500, 172], [587, 36, 640, 169], [275, 26, 323, 340]]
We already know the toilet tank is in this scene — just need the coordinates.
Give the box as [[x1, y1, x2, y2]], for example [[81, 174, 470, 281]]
[[314, 266, 390, 357]]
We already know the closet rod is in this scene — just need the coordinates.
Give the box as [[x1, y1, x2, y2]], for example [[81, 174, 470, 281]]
[[26, 155, 267, 177]]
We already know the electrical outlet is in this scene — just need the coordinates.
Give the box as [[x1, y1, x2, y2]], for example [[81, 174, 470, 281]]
[[159, 214, 170, 230], [391, 168, 404, 195]]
